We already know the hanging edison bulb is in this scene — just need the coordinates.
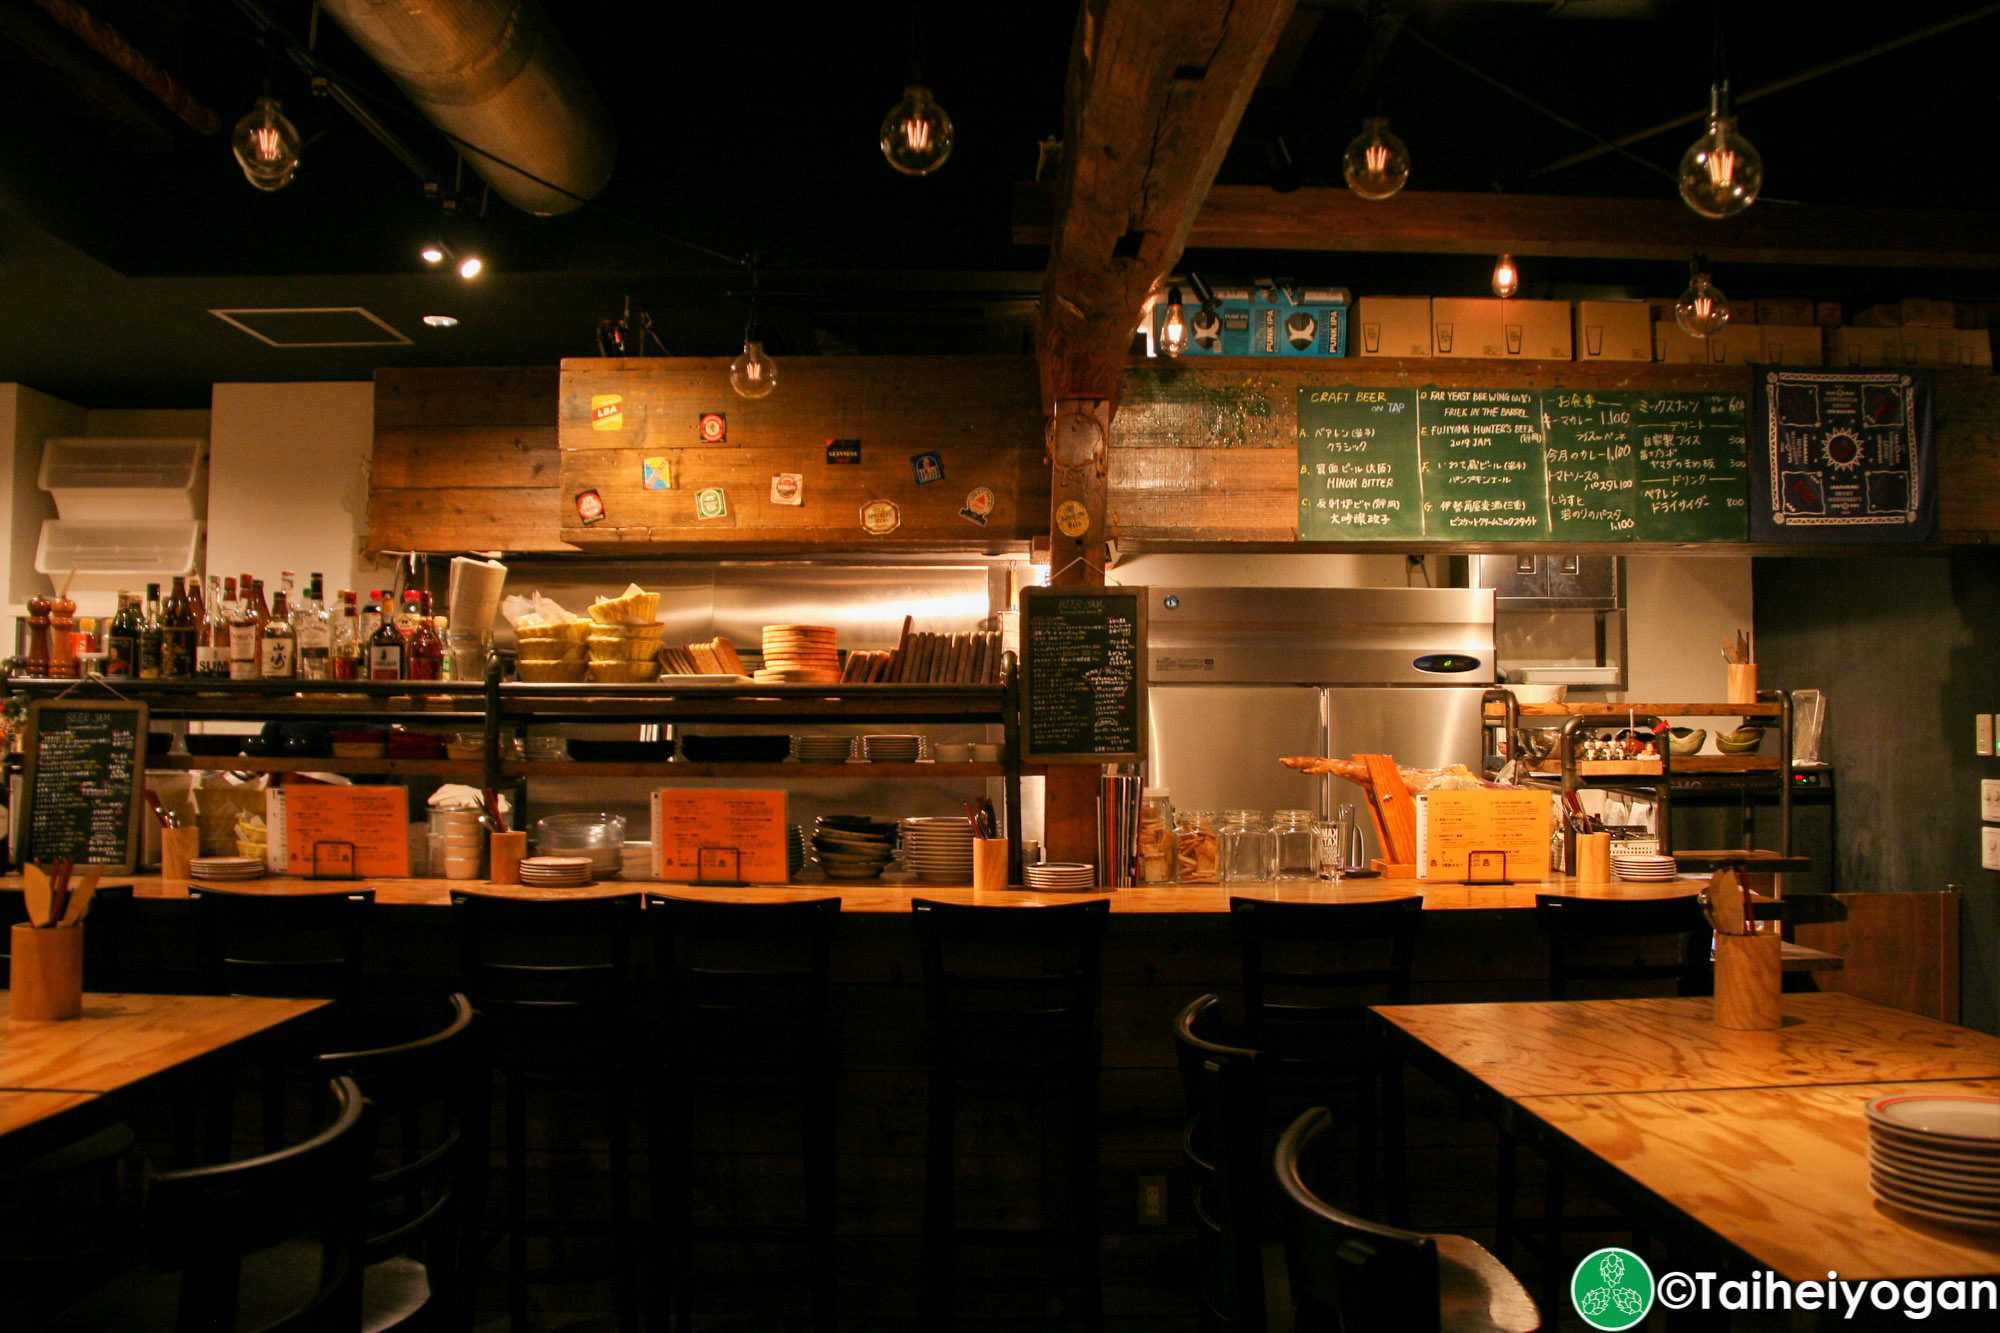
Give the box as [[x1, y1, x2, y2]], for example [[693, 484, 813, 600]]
[[1342, 117, 1410, 200], [1491, 254, 1520, 299], [880, 85, 954, 175], [1675, 271, 1731, 338], [232, 97, 301, 191], [1158, 288, 1189, 358], [1679, 83, 1762, 218], [730, 340, 778, 399]]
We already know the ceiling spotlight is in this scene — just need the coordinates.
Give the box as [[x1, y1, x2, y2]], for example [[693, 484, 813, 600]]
[[1158, 287, 1189, 358], [1679, 81, 1762, 219], [730, 340, 777, 399], [456, 253, 484, 280], [232, 96, 301, 192], [419, 239, 447, 265], [881, 83, 954, 175], [1342, 116, 1409, 201], [1674, 265, 1731, 338], [1491, 253, 1520, 299], [422, 315, 459, 329]]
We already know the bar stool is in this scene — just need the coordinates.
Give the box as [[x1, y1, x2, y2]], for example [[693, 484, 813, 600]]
[[1229, 894, 1423, 1225], [451, 889, 640, 1333], [1498, 893, 1712, 1311], [913, 896, 1109, 1332], [642, 893, 841, 1333], [1172, 993, 1273, 1332]]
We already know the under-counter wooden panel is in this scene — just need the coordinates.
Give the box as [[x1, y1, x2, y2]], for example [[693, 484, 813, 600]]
[[1793, 890, 1961, 1023], [556, 356, 1047, 551]]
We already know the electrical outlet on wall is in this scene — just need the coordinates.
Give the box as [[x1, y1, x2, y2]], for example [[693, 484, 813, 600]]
[[1985, 779, 2000, 823], [1138, 1174, 1167, 1226], [1984, 826, 2000, 873]]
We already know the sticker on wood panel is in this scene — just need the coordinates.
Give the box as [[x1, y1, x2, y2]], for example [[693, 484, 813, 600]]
[[961, 486, 995, 526], [590, 394, 623, 431], [695, 487, 728, 520], [698, 412, 726, 443], [826, 439, 861, 464], [770, 473, 803, 505], [642, 456, 672, 490], [910, 451, 945, 484], [575, 489, 606, 525], [1055, 499, 1092, 538], [860, 499, 900, 534]]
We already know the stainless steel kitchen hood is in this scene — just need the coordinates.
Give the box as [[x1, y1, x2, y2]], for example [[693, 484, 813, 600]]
[[1146, 586, 1495, 686]]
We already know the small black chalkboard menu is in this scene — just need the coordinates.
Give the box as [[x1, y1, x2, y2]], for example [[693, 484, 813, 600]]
[[20, 699, 148, 871], [1020, 586, 1147, 764]]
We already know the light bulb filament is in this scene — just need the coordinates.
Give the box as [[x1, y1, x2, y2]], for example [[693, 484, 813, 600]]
[[250, 126, 284, 162], [903, 118, 930, 152], [1705, 144, 1735, 189], [1365, 141, 1389, 175]]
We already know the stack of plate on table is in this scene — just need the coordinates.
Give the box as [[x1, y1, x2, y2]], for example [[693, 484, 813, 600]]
[[1611, 852, 1678, 881], [757, 625, 842, 685], [901, 816, 975, 883], [517, 856, 594, 888], [532, 813, 625, 879], [787, 824, 808, 878], [864, 734, 923, 763], [1024, 862, 1097, 891], [794, 734, 856, 763], [812, 817, 897, 879], [1865, 1093, 2000, 1230], [189, 855, 265, 882]]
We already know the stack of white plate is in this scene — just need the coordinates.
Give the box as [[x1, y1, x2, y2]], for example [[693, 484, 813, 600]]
[[189, 855, 265, 882], [794, 735, 855, 763], [517, 856, 593, 888], [1865, 1094, 2000, 1231], [901, 816, 975, 883], [865, 734, 923, 763], [1024, 862, 1097, 890], [533, 813, 625, 879], [788, 824, 808, 878], [1611, 853, 1678, 881]]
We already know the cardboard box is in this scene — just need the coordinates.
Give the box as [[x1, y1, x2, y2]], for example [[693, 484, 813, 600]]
[[1828, 327, 1903, 365], [1829, 326, 1992, 367], [1900, 297, 1956, 328], [1354, 296, 1432, 357], [1155, 280, 1351, 357], [1574, 300, 1654, 361], [1270, 284, 1351, 356], [1432, 297, 1572, 360], [1815, 300, 1844, 328], [1155, 281, 1255, 356], [1745, 324, 1825, 365], [1654, 320, 1759, 364], [1755, 297, 1817, 327]]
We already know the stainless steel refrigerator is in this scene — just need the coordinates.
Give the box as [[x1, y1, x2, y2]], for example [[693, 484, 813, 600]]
[[1143, 586, 1496, 864]]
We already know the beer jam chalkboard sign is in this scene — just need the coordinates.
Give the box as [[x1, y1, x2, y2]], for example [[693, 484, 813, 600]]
[[20, 698, 148, 871], [1299, 385, 1750, 542], [1020, 587, 1147, 764]]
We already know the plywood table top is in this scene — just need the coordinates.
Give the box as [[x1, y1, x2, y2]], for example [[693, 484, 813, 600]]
[[1522, 1079, 2000, 1282], [3, 873, 1700, 913], [1372, 993, 2000, 1101], [0, 1088, 99, 1137], [0, 992, 327, 1094]]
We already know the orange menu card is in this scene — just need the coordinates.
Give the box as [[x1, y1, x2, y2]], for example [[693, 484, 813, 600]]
[[283, 786, 411, 877], [650, 788, 787, 884], [1415, 789, 1551, 881]]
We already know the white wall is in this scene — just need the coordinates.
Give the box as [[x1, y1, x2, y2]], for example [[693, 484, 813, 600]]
[[1620, 554, 1754, 740], [1109, 551, 1437, 588], [206, 383, 375, 601]]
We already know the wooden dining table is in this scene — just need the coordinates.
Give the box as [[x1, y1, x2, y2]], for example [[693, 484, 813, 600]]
[[0, 991, 328, 1168], [1371, 992, 2000, 1284]]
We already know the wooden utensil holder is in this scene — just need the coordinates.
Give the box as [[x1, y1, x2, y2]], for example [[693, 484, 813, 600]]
[[1574, 831, 1611, 883], [1713, 933, 1781, 1030], [488, 831, 528, 885], [971, 838, 1010, 891], [10, 923, 84, 1021], [1725, 662, 1759, 705], [160, 826, 201, 880]]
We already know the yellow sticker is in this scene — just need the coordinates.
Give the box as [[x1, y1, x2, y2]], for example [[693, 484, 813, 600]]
[[859, 499, 901, 535], [590, 394, 623, 431], [1055, 499, 1092, 538], [642, 456, 671, 490]]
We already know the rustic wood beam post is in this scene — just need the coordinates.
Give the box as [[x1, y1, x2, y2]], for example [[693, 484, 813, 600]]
[[1032, 0, 1296, 867]]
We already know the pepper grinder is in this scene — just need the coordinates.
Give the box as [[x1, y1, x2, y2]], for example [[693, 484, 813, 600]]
[[47, 592, 77, 679], [24, 594, 51, 677]]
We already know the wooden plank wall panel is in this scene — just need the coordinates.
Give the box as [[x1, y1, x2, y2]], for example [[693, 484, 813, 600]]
[[1794, 890, 1962, 1023], [367, 366, 571, 554], [557, 356, 1047, 552], [1107, 359, 2000, 550]]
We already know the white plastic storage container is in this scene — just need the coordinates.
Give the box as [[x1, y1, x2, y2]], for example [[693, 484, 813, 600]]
[[38, 438, 207, 522], [35, 520, 203, 594]]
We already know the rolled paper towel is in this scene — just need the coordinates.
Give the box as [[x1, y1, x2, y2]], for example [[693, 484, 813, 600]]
[[448, 556, 509, 636]]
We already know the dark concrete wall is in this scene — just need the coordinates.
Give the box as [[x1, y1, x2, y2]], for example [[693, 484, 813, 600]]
[[1754, 552, 2000, 1033]]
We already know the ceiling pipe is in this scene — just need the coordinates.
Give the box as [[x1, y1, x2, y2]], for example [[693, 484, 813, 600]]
[[319, 0, 616, 216]]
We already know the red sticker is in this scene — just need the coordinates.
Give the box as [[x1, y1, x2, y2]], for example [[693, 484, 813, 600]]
[[699, 412, 727, 443]]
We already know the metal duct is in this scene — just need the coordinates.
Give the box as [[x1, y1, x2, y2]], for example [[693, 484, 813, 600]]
[[320, 0, 614, 216]]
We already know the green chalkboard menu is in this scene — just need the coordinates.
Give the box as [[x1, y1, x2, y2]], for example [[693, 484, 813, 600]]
[[1299, 386, 1749, 543], [20, 699, 148, 871], [1020, 586, 1147, 764]]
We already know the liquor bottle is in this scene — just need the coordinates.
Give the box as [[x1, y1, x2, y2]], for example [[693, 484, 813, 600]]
[[207, 577, 237, 678], [359, 590, 383, 646], [190, 576, 217, 677], [330, 590, 361, 681], [295, 572, 331, 679], [367, 590, 407, 680], [407, 591, 444, 680], [261, 581, 297, 679], [105, 591, 140, 678], [137, 582, 164, 679], [392, 589, 421, 640], [159, 576, 196, 679], [229, 576, 262, 680]]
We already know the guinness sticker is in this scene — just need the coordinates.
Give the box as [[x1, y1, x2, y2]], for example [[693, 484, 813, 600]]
[[826, 438, 861, 465]]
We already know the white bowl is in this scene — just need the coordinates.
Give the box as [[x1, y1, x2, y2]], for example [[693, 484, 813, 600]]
[[1507, 684, 1568, 705], [441, 855, 481, 880]]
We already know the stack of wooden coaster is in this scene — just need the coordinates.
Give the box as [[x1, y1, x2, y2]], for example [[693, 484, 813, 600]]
[[757, 624, 841, 684]]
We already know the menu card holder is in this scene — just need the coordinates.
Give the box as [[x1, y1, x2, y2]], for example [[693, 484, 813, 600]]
[[1460, 850, 1513, 885], [696, 847, 747, 887], [1713, 933, 1782, 1030], [10, 923, 83, 1021]]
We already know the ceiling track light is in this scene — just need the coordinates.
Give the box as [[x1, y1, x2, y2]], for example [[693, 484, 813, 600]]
[[1674, 258, 1731, 338], [1491, 253, 1520, 299], [417, 185, 486, 279], [1679, 79, 1762, 218], [232, 95, 301, 191], [1343, 116, 1409, 200]]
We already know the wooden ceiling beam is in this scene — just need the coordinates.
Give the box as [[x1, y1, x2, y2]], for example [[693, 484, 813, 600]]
[[1016, 183, 2000, 270], [1036, 0, 1299, 410]]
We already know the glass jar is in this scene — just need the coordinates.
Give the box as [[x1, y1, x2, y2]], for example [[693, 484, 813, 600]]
[[1270, 808, 1317, 880], [1137, 788, 1177, 883], [1218, 809, 1272, 883], [1174, 810, 1217, 884]]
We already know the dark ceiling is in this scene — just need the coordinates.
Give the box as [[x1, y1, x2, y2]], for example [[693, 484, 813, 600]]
[[2, 0, 1997, 408]]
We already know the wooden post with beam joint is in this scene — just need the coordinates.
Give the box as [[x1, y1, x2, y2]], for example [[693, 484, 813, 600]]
[[1032, 0, 1296, 868]]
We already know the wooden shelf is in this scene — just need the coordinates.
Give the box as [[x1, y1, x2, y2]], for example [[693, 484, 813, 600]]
[[148, 756, 476, 778], [498, 761, 1039, 780], [1527, 756, 1780, 776], [1488, 701, 1783, 719]]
